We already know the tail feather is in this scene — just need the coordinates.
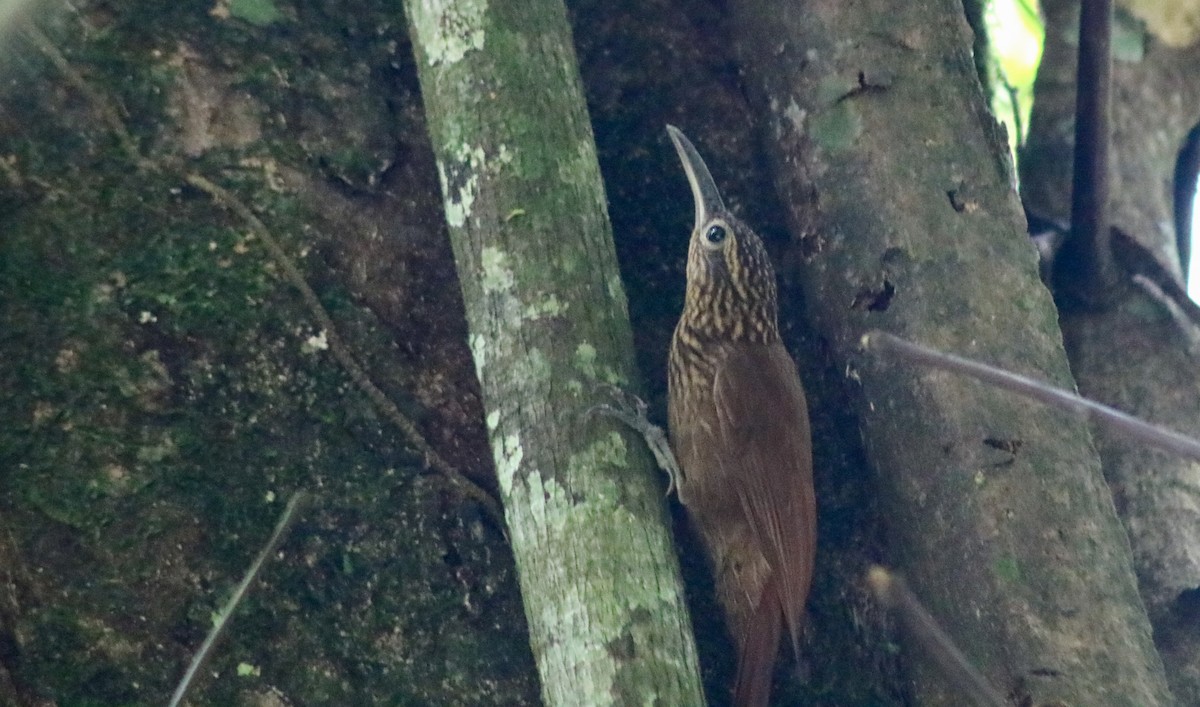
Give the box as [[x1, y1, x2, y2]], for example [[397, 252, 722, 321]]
[[732, 577, 784, 707]]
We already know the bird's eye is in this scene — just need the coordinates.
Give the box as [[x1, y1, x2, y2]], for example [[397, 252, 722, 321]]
[[706, 225, 726, 244]]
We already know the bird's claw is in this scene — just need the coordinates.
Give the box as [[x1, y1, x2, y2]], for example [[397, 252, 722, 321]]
[[586, 384, 682, 497], [586, 383, 648, 422]]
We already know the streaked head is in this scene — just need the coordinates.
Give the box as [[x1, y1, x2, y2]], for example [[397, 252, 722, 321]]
[[666, 125, 778, 341]]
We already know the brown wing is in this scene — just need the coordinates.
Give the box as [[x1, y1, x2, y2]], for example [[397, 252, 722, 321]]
[[712, 341, 817, 655]]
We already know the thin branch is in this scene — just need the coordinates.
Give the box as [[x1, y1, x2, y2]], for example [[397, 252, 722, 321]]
[[184, 174, 504, 527], [863, 331, 1200, 462], [1132, 274, 1200, 355], [20, 21, 145, 167], [1110, 226, 1200, 326], [867, 566, 1008, 707], [168, 491, 308, 707], [24, 21, 504, 529]]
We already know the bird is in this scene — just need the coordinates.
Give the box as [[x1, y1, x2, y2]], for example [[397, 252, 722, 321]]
[[665, 125, 817, 707]]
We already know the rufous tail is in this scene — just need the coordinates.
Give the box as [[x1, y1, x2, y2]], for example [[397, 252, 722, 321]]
[[732, 577, 783, 707]]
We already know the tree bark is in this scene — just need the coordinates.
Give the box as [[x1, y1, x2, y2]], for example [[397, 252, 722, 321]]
[[14, 1, 1200, 704], [0, 4, 543, 705], [403, 1, 705, 704], [730, 0, 1173, 704], [1024, 0, 1200, 700], [566, 2, 906, 702]]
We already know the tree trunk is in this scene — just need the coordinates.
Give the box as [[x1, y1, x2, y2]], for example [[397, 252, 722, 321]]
[[730, 0, 1173, 704], [566, 2, 906, 702], [0, 4, 543, 705], [403, 1, 705, 705], [12, 1, 1198, 704], [1023, 0, 1200, 700]]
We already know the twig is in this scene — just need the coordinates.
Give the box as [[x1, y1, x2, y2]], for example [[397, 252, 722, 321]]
[[24, 21, 504, 529], [168, 491, 308, 707], [867, 566, 1008, 707], [863, 331, 1200, 462], [20, 21, 146, 168], [1109, 227, 1200, 328], [184, 174, 504, 528], [1132, 274, 1200, 355]]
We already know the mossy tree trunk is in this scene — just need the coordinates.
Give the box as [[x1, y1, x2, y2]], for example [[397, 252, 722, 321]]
[[0, 2, 543, 705], [12, 1, 1200, 704], [1023, 0, 1200, 700], [403, 1, 705, 705], [729, 0, 1174, 704]]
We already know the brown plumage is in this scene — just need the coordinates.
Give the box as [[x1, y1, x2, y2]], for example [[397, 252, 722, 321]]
[[665, 126, 817, 707]]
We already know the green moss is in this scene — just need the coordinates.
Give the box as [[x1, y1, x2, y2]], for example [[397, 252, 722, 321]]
[[810, 101, 864, 153], [0, 148, 484, 705], [1, 4, 538, 704], [815, 74, 859, 105], [994, 555, 1021, 583], [229, 0, 284, 26], [523, 293, 567, 318], [574, 341, 598, 376], [569, 431, 629, 476], [480, 245, 515, 293]]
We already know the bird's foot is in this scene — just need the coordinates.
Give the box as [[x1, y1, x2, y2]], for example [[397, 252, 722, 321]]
[[586, 384, 682, 496]]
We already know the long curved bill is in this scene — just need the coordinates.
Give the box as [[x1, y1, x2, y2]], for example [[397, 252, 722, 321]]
[[666, 125, 726, 232]]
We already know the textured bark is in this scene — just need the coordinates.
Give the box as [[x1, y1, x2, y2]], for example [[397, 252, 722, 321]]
[[566, 2, 905, 703], [1024, 0, 1200, 700], [731, 0, 1173, 705], [1025, 0, 1200, 273], [0, 2, 541, 705], [15, 1, 1198, 704], [403, 1, 705, 705]]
